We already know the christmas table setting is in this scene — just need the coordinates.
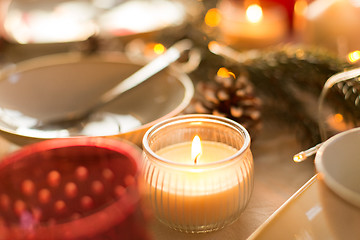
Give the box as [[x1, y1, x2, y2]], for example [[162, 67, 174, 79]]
[[0, 0, 360, 239]]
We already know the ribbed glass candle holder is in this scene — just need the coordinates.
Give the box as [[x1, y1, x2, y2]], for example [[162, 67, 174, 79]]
[[142, 114, 254, 233]]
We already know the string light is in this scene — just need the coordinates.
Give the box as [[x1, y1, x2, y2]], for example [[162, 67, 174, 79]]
[[348, 50, 360, 63], [153, 43, 165, 55], [204, 8, 221, 27]]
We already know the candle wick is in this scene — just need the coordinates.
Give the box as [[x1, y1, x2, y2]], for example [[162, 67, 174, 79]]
[[194, 153, 200, 164]]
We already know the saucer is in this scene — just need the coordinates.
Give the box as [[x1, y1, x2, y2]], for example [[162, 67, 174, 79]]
[[248, 174, 360, 240]]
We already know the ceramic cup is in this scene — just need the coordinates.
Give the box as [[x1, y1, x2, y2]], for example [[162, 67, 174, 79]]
[[315, 127, 360, 240]]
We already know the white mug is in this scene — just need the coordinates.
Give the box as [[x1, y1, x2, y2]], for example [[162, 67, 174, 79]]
[[315, 127, 360, 240]]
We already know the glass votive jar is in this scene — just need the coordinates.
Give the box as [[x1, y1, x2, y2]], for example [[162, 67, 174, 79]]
[[0, 137, 150, 240], [142, 114, 254, 233], [318, 67, 360, 141]]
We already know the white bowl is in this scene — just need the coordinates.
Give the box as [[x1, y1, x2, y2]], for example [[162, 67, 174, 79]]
[[0, 52, 194, 146], [315, 127, 360, 208]]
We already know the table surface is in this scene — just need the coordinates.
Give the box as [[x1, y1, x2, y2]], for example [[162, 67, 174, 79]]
[[0, 121, 316, 240], [0, 41, 317, 240]]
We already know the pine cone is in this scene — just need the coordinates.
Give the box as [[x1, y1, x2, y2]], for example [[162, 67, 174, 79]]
[[191, 68, 262, 136]]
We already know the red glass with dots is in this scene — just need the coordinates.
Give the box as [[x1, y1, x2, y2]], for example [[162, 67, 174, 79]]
[[0, 137, 149, 240]]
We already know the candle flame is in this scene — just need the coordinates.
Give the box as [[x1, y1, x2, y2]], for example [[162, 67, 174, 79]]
[[191, 135, 202, 164], [246, 4, 263, 23]]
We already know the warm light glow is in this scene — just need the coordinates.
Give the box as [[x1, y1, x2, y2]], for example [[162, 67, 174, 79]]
[[144, 43, 166, 57], [98, 1, 185, 36], [293, 143, 323, 163], [191, 135, 202, 164], [4, 2, 97, 43], [293, 153, 305, 163], [294, 0, 308, 16], [205, 8, 222, 27], [246, 4, 263, 23], [348, 50, 360, 63], [153, 43, 165, 55], [326, 113, 351, 132], [217, 67, 236, 78], [208, 41, 220, 53], [334, 113, 344, 123]]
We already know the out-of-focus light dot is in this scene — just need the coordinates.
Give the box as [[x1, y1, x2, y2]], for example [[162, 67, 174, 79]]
[[294, 0, 308, 15], [217, 67, 235, 78], [293, 153, 305, 163], [246, 4, 263, 23], [208, 41, 220, 53], [334, 113, 344, 123], [153, 43, 165, 55], [205, 8, 221, 27], [348, 50, 360, 63]]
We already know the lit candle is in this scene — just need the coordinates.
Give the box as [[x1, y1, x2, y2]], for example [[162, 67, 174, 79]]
[[142, 114, 254, 233], [152, 137, 241, 227], [217, 0, 288, 49], [300, 0, 360, 57]]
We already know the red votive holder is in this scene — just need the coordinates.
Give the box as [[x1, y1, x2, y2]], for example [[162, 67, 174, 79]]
[[0, 137, 150, 240]]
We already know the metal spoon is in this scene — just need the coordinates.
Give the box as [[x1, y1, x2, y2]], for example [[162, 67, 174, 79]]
[[34, 39, 193, 131]]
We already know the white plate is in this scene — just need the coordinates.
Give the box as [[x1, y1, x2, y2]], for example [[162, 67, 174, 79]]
[[248, 174, 360, 240]]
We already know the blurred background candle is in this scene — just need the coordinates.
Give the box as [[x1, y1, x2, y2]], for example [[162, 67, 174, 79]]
[[297, 0, 360, 59], [142, 114, 254, 233], [217, 0, 289, 49]]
